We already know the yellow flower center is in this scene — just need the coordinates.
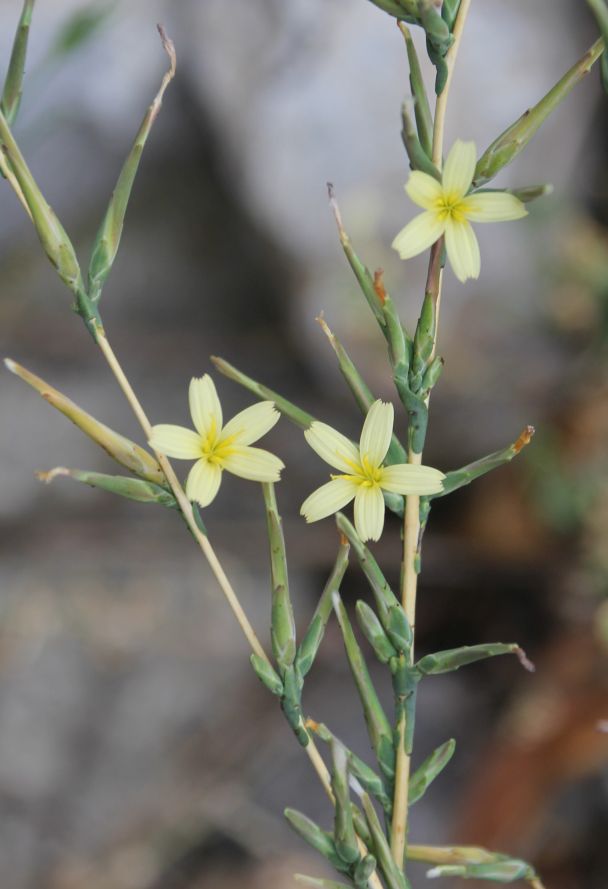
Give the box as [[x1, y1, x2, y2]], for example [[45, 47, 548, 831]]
[[333, 453, 384, 488], [435, 190, 468, 224], [199, 417, 238, 466]]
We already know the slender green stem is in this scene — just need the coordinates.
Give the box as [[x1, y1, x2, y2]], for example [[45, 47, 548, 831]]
[[389, 0, 473, 871]]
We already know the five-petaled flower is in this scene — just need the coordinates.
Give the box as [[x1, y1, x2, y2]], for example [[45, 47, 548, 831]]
[[392, 140, 527, 283], [301, 400, 445, 542], [149, 375, 284, 508]]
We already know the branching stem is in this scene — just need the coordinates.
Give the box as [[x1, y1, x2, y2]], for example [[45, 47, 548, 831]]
[[390, 0, 473, 871]]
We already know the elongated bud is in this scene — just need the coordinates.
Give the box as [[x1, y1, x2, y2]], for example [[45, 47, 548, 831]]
[[427, 858, 536, 881], [263, 483, 296, 670], [353, 855, 377, 889], [416, 642, 535, 676], [398, 23, 433, 158], [360, 793, 408, 889], [331, 740, 360, 865], [474, 38, 604, 186], [356, 601, 398, 664], [333, 594, 395, 782], [5, 358, 165, 483], [0, 110, 83, 296], [250, 653, 283, 697], [88, 27, 176, 303], [284, 809, 348, 874], [408, 738, 455, 804], [37, 467, 175, 507], [1, 0, 35, 125], [401, 101, 441, 178], [296, 538, 350, 677]]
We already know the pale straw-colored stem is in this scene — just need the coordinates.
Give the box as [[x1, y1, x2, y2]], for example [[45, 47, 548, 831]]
[[390, 0, 473, 871], [0, 151, 32, 220]]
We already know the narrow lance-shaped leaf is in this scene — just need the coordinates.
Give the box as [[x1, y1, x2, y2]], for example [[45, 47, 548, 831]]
[[441, 0, 461, 31], [297, 537, 350, 677], [474, 38, 605, 186], [408, 738, 455, 804], [408, 845, 499, 865], [427, 858, 537, 882], [262, 483, 296, 671], [398, 23, 433, 158], [307, 720, 393, 815], [211, 356, 315, 429], [328, 183, 386, 329], [0, 109, 84, 298], [336, 514, 412, 654], [433, 426, 535, 498], [333, 593, 396, 782], [5, 358, 165, 483], [316, 314, 407, 465], [360, 793, 409, 889], [331, 740, 360, 865], [36, 467, 177, 507], [88, 27, 176, 303], [250, 653, 283, 697], [416, 642, 535, 676], [1, 0, 35, 125], [284, 809, 350, 875], [356, 601, 398, 665]]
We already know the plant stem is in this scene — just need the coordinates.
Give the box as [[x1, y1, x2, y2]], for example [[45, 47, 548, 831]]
[[389, 0, 473, 870], [96, 329, 269, 662], [96, 328, 384, 886]]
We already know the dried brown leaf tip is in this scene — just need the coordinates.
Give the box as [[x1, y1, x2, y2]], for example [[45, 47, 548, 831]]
[[373, 269, 387, 305], [514, 425, 536, 454]]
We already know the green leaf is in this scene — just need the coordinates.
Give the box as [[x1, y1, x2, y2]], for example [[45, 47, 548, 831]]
[[441, 0, 461, 31], [416, 643, 535, 676], [434, 426, 535, 498], [294, 877, 353, 889], [333, 594, 395, 782], [360, 793, 409, 889], [262, 483, 296, 671], [297, 538, 350, 677], [331, 740, 360, 865], [356, 601, 398, 664], [250, 653, 283, 697], [284, 809, 350, 874], [398, 23, 434, 160], [400, 101, 442, 179], [1, 0, 35, 126], [5, 358, 164, 484], [474, 38, 605, 186], [308, 721, 393, 816], [408, 739, 455, 804], [211, 356, 315, 430], [317, 315, 407, 466], [427, 858, 536, 882], [88, 27, 175, 303], [37, 467, 177, 507]]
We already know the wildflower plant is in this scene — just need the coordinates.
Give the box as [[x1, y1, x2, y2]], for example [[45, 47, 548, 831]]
[[2, 1, 607, 887]]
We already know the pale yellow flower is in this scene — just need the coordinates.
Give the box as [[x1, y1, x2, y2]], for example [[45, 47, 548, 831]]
[[392, 140, 527, 283], [301, 400, 444, 542], [149, 375, 283, 508]]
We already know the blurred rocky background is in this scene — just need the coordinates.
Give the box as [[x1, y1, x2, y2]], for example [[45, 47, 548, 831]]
[[0, 0, 607, 887]]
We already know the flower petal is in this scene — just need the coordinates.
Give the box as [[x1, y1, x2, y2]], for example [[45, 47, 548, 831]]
[[461, 191, 528, 223], [149, 424, 202, 459], [380, 463, 445, 495], [301, 477, 358, 524], [189, 375, 222, 438], [442, 140, 476, 199], [359, 400, 394, 467], [221, 445, 284, 482], [392, 211, 445, 260], [444, 217, 480, 282], [186, 458, 222, 507], [405, 171, 443, 210], [221, 401, 280, 445], [354, 485, 386, 542], [304, 422, 361, 473]]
